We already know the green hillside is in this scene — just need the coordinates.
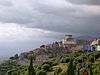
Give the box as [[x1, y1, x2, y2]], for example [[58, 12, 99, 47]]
[[35, 51, 100, 75], [0, 50, 100, 75]]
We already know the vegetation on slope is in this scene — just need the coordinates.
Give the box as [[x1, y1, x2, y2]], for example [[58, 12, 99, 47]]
[[0, 50, 100, 75]]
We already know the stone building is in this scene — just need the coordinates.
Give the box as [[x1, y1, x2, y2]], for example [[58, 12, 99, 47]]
[[91, 39, 98, 46], [62, 35, 76, 46]]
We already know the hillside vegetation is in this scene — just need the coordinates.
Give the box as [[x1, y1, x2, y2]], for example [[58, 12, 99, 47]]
[[0, 50, 100, 75]]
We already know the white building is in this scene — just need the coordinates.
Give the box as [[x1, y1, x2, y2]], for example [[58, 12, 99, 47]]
[[62, 35, 76, 45], [97, 45, 100, 51]]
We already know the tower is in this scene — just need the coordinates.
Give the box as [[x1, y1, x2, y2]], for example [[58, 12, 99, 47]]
[[62, 35, 76, 45]]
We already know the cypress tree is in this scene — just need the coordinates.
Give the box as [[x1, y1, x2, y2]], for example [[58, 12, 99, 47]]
[[8, 72, 12, 75], [67, 58, 75, 75], [77, 67, 80, 75], [90, 64, 93, 75], [17, 71, 20, 75], [54, 71, 57, 75], [6, 71, 12, 75], [28, 56, 35, 75]]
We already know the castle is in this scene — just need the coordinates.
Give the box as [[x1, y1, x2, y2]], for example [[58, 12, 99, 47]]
[[62, 35, 76, 45], [17, 35, 100, 65], [19, 35, 77, 64]]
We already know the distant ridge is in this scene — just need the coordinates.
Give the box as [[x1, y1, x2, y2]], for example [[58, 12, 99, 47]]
[[76, 35, 100, 40], [0, 56, 8, 64]]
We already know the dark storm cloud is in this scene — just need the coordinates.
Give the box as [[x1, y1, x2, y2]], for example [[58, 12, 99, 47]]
[[0, 0, 100, 56], [0, 0, 100, 36], [67, 0, 100, 5], [0, 0, 13, 7], [0, 7, 33, 24], [31, 15, 100, 36], [25, 1, 100, 35]]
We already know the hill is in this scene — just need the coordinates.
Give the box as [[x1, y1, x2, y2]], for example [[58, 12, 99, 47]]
[[0, 50, 100, 75], [76, 35, 100, 40], [19, 35, 81, 64], [34, 51, 100, 75], [18, 35, 98, 65]]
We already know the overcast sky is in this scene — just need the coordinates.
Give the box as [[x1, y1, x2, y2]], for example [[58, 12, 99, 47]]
[[0, 0, 100, 56]]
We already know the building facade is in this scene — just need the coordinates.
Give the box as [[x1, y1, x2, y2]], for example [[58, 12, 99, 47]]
[[62, 35, 76, 45]]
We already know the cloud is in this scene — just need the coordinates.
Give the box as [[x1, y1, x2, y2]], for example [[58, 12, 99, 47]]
[[0, 0, 34, 24], [67, 0, 100, 5], [0, 22, 63, 42], [0, 0, 100, 38], [0, 0, 100, 56], [0, 22, 33, 42], [0, 22, 63, 56], [0, 0, 13, 7]]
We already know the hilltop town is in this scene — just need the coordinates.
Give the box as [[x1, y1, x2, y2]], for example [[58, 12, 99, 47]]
[[1, 35, 100, 75], [18, 35, 100, 64]]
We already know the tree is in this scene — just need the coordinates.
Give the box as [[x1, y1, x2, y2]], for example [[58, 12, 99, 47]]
[[54, 67, 62, 75], [14, 54, 19, 60], [6, 70, 16, 75], [36, 70, 47, 75], [28, 54, 36, 61], [55, 41, 58, 45], [77, 67, 80, 75], [9, 57, 15, 60], [17, 71, 20, 75], [27, 56, 35, 75], [41, 64, 51, 71], [9, 54, 19, 60], [67, 58, 76, 75], [90, 64, 93, 75], [6, 71, 12, 75], [40, 45, 45, 48]]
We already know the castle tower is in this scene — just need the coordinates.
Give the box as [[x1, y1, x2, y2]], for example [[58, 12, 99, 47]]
[[62, 35, 76, 45]]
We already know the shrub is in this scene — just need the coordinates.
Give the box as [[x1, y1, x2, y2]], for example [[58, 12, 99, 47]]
[[36, 70, 47, 75], [77, 57, 82, 63], [41, 64, 51, 71], [42, 61, 53, 66], [95, 52, 100, 59], [59, 57, 69, 63], [89, 56, 94, 62], [52, 62, 58, 66], [59, 70, 67, 75], [63, 57, 70, 63], [54, 67, 62, 74]]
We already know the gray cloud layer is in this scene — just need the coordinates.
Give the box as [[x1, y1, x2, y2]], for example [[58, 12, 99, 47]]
[[0, 0, 100, 36], [0, 0, 100, 56], [67, 0, 100, 5]]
